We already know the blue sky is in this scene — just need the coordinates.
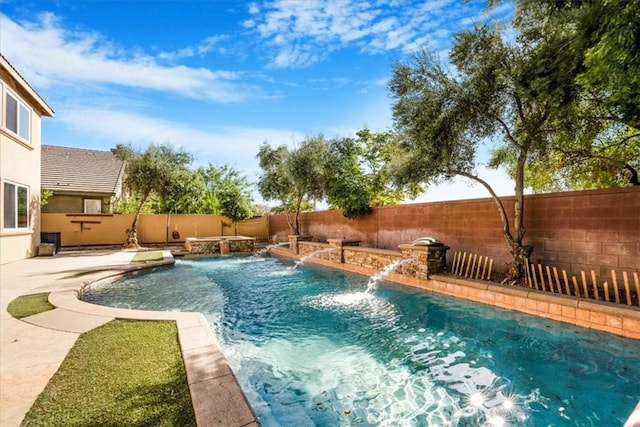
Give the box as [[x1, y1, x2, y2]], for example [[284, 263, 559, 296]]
[[1, 0, 516, 205]]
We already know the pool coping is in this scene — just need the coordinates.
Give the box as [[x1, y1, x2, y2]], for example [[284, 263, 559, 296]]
[[40, 250, 259, 427]]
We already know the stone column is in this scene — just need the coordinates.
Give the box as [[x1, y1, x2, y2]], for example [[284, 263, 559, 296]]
[[399, 245, 428, 280], [327, 238, 360, 263], [288, 235, 312, 254], [399, 243, 450, 279]]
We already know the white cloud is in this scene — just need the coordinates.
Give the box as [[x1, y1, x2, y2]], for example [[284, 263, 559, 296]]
[[157, 35, 229, 62], [248, 0, 482, 68], [248, 3, 260, 15], [55, 107, 305, 173], [408, 166, 523, 203], [0, 13, 252, 103]]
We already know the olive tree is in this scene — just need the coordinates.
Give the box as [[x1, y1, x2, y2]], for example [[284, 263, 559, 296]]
[[256, 136, 327, 235], [113, 143, 193, 248], [502, 0, 640, 190], [389, 24, 577, 280]]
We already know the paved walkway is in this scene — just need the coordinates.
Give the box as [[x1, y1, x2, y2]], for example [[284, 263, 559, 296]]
[[0, 250, 257, 427]]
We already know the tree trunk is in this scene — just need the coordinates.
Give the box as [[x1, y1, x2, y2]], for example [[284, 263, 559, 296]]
[[293, 194, 304, 235], [124, 192, 149, 249], [284, 210, 296, 234], [508, 148, 530, 280], [459, 169, 531, 282]]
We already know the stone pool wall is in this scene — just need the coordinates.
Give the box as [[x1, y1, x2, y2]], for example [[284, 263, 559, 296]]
[[270, 242, 640, 341], [185, 236, 255, 254], [291, 237, 450, 279]]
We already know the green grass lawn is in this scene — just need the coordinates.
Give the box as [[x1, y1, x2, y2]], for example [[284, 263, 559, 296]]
[[132, 251, 165, 263], [21, 319, 195, 426], [6, 293, 54, 319]]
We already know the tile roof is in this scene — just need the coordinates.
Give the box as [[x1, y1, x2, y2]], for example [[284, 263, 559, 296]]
[[0, 53, 55, 117], [41, 145, 125, 195]]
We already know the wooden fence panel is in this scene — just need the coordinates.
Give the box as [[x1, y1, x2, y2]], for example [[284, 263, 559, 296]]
[[525, 261, 640, 308], [450, 251, 493, 281]]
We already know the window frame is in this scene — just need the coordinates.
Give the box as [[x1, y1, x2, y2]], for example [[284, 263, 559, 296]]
[[3, 89, 32, 143], [83, 198, 102, 214], [3, 180, 30, 230]]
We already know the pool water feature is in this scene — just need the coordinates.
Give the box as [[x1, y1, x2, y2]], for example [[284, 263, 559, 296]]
[[253, 242, 289, 257], [293, 247, 336, 268], [82, 256, 640, 426], [366, 257, 413, 292]]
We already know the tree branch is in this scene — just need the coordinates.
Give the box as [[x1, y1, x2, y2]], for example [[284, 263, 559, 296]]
[[456, 170, 515, 246]]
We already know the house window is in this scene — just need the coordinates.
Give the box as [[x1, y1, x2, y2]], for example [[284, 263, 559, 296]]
[[84, 199, 102, 214], [3, 181, 29, 229], [4, 91, 31, 142]]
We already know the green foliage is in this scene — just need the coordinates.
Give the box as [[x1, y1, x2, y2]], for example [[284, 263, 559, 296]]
[[7, 293, 53, 319], [515, 0, 640, 129], [269, 199, 314, 214], [325, 137, 373, 219], [113, 143, 194, 246], [256, 136, 328, 234], [321, 129, 418, 219], [149, 168, 206, 214], [39, 188, 52, 207], [111, 194, 154, 214], [195, 164, 256, 222], [112, 145, 259, 239], [503, 0, 640, 190], [22, 320, 195, 426], [389, 21, 570, 279], [118, 144, 193, 206], [514, 126, 640, 192]]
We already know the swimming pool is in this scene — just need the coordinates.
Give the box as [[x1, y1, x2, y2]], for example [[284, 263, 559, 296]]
[[82, 256, 640, 426]]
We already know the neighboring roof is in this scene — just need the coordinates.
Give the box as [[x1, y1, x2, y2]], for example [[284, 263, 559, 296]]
[[0, 53, 54, 117], [41, 145, 125, 195]]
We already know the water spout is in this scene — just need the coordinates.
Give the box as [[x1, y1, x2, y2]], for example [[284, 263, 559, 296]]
[[293, 247, 336, 269], [253, 242, 289, 257], [366, 258, 413, 293]]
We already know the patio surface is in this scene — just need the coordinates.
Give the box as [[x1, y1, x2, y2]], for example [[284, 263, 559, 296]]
[[0, 249, 258, 427]]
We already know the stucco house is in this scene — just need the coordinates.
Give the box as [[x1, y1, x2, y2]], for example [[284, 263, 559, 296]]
[[1, 54, 54, 265], [41, 145, 126, 214]]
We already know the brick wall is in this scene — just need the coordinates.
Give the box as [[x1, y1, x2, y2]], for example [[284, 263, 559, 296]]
[[269, 187, 639, 279]]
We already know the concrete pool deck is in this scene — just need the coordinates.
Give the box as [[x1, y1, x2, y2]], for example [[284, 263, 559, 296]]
[[0, 249, 258, 427]]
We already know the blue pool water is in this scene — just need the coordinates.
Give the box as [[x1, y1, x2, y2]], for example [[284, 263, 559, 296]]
[[82, 256, 640, 426]]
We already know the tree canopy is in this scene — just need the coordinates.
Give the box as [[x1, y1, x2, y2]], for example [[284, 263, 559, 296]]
[[389, 21, 580, 279], [256, 136, 327, 234], [324, 129, 419, 218], [501, 0, 640, 190], [198, 164, 255, 234], [113, 143, 193, 247]]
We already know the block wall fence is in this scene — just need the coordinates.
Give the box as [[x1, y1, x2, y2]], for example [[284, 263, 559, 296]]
[[268, 187, 639, 281], [41, 213, 269, 247]]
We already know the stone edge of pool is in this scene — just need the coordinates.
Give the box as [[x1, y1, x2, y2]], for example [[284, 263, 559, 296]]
[[42, 250, 260, 427]]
